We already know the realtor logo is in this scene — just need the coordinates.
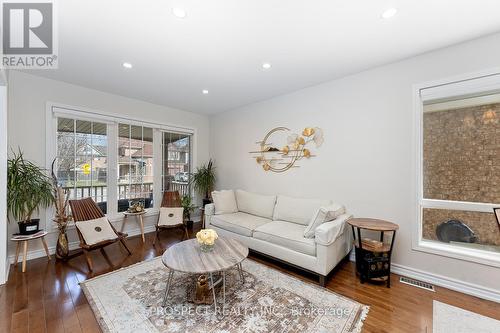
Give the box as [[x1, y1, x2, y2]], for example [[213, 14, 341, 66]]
[[1, 0, 58, 68]]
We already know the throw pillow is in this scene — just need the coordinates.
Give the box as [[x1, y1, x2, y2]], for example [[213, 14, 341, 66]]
[[75, 217, 118, 245], [211, 190, 238, 215], [304, 203, 346, 238], [158, 207, 184, 226]]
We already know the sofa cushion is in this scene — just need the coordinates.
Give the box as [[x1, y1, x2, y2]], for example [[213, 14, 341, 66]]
[[210, 212, 271, 237], [303, 203, 346, 238], [75, 217, 118, 246], [253, 221, 316, 256], [158, 207, 184, 226], [273, 195, 332, 225], [212, 190, 238, 215], [235, 190, 276, 219]]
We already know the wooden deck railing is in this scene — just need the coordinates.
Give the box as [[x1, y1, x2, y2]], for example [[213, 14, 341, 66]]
[[63, 181, 191, 203]]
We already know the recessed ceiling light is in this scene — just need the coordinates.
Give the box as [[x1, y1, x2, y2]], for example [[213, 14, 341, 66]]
[[202, 89, 209, 95], [122, 62, 132, 69], [172, 8, 187, 18], [262, 63, 272, 70], [381, 8, 398, 19]]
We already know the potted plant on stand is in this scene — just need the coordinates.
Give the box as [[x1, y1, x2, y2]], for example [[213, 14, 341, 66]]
[[7, 151, 54, 235], [181, 194, 196, 229], [191, 159, 216, 207]]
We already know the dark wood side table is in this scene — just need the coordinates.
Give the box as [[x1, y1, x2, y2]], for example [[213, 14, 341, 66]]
[[347, 218, 399, 287]]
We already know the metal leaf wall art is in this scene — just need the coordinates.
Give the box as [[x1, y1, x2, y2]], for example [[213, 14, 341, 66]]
[[250, 127, 324, 173]]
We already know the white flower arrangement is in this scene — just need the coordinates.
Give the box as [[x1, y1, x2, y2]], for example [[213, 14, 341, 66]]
[[196, 229, 218, 250]]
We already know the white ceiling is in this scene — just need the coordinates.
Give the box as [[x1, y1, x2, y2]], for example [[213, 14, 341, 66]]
[[29, 0, 500, 114]]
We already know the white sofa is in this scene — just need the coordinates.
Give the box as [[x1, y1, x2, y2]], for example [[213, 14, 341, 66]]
[[205, 190, 353, 286]]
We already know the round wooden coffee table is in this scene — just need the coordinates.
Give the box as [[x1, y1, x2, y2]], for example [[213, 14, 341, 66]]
[[161, 237, 249, 310]]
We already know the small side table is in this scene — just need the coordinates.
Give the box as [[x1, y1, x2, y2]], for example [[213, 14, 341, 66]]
[[122, 211, 146, 243], [11, 231, 50, 273], [347, 218, 398, 287]]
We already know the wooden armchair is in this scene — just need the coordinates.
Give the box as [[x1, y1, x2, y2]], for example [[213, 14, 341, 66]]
[[153, 191, 188, 245], [69, 197, 132, 272]]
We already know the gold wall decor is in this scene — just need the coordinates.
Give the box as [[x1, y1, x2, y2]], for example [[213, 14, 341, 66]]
[[249, 126, 324, 172]]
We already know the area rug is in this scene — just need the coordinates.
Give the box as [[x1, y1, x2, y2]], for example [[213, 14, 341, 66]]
[[433, 300, 500, 333], [80, 257, 368, 333]]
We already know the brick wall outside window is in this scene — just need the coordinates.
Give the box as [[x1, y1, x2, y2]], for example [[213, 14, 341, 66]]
[[422, 103, 500, 246]]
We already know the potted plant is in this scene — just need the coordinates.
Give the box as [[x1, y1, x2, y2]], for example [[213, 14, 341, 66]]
[[7, 151, 54, 235], [181, 194, 196, 228], [191, 159, 216, 206]]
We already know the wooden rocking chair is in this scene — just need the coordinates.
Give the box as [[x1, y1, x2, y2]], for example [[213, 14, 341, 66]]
[[153, 191, 188, 245], [69, 197, 132, 272]]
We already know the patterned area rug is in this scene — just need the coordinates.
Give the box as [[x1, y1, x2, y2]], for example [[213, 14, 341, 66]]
[[433, 300, 500, 333], [81, 257, 369, 333]]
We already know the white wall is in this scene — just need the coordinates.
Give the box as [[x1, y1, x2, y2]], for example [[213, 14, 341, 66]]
[[0, 71, 8, 284], [211, 33, 500, 296], [7, 71, 210, 263]]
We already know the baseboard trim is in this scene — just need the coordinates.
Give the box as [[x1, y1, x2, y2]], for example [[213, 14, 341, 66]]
[[347, 251, 499, 303], [18, 226, 497, 303], [391, 263, 500, 303], [8, 225, 157, 264]]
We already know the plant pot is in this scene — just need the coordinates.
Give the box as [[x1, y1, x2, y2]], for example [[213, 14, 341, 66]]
[[202, 198, 212, 207], [186, 220, 194, 229], [18, 219, 40, 235]]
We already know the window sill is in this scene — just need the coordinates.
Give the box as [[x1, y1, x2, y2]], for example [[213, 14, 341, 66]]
[[51, 208, 159, 232], [413, 239, 500, 268], [108, 208, 159, 223]]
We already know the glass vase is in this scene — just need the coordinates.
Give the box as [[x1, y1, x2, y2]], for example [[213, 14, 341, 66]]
[[56, 229, 69, 259], [200, 243, 214, 252]]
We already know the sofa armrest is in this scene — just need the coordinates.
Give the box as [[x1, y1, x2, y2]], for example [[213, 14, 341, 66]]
[[204, 203, 215, 216], [315, 214, 352, 246]]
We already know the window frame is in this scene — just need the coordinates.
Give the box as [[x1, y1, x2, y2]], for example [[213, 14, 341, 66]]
[[413, 68, 500, 268], [116, 123, 155, 213], [55, 118, 110, 211], [45, 102, 197, 229], [161, 130, 193, 197]]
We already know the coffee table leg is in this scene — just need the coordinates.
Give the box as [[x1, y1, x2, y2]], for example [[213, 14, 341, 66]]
[[121, 215, 127, 232], [22, 241, 28, 273], [237, 263, 245, 284], [222, 271, 226, 310], [14, 242, 20, 267], [162, 270, 174, 307], [209, 272, 217, 311], [139, 215, 145, 243], [41, 237, 51, 260]]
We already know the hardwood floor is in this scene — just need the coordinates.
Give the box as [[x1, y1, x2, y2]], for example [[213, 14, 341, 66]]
[[1, 226, 499, 333]]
